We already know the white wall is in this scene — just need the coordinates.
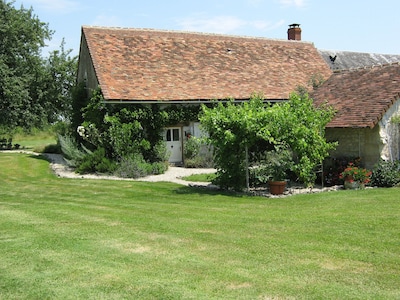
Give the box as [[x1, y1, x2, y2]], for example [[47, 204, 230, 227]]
[[378, 98, 400, 161]]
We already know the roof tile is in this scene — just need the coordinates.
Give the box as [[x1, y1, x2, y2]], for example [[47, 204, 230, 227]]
[[81, 26, 332, 102], [312, 63, 400, 128]]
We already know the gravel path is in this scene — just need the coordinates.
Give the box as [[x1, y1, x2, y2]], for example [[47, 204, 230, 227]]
[[44, 153, 217, 187], [0, 151, 340, 197]]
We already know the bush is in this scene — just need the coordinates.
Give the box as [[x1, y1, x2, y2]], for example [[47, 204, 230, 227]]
[[76, 148, 117, 174], [41, 143, 62, 154], [370, 160, 400, 187], [58, 135, 86, 167], [183, 137, 214, 168], [114, 154, 168, 179], [322, 156, 362, 186]]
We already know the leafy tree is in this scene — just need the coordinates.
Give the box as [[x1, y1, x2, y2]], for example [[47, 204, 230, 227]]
[[42, 40, 78, 123], [200, 94, 273, 189], [266, 92, 337, 186], [200, 92, 337, 190], [0, 1, 77, 131]]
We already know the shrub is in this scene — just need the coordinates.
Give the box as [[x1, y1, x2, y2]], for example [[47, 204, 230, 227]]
[[183, 137, 214, 168], [322, 156, 362, 186], [340, 163, 372, 184], [370, 160, 400, 187], [200, 92, 336, 190], [152, 140, 169, 163], [58, 135, 86, 167], [76, 148, 117, 174], [184, 137, 200, 159], [42, 143, 62, 154], [114, 154, 168, 179]]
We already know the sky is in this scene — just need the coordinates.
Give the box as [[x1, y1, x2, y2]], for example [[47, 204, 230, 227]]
[[12, 0, 400, 57]]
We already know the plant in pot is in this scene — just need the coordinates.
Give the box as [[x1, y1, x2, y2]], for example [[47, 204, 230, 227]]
[[339, 162, 372, 189], [259, 144, 294, 195]]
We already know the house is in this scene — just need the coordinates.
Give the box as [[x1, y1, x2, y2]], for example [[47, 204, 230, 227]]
[[312, 62, 400, 169], [77, 24, 332, 163], [77, 24, 400, 168]]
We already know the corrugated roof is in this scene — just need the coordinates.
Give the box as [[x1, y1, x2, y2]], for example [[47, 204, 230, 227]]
[[312, 62, 400, 128], [81, 26, 332, 102]]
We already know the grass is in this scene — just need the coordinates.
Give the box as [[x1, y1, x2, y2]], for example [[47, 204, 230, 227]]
[[12, 128, 57, 152], [1, 152, 400, 299], [182, 172, 216, 182]]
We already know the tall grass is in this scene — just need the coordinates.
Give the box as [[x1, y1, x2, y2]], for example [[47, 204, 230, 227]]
[[0, 153, 399, 299]]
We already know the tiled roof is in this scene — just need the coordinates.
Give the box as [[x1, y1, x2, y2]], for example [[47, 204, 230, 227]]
[[312, 62, 400, 128], [81, 26, 332, 102], [319, 50, 400, 71]]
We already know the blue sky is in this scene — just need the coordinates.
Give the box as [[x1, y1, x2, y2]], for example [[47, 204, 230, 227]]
[[13, 0, 400, 57]]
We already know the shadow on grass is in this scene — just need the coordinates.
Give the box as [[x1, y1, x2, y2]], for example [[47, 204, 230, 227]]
[[29, 153, 51, 163], [174, 185, 245, 198]]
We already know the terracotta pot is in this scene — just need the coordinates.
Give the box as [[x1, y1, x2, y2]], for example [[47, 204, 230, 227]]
[[268, 181, 286, 195]]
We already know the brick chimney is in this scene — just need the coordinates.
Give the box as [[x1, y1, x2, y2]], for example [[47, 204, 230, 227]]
[[288, 23, 301, 41]]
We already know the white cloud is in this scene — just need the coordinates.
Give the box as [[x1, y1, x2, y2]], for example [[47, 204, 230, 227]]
[[31, 0, 80, 13], [278, 0, 307, 8], [176, 14, 284, 35]]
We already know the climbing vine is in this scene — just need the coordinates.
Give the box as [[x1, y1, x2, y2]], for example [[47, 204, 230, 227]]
[[68, 86, 204, 175]]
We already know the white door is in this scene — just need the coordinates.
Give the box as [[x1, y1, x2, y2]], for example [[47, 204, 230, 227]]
[[164, 127, 182, 163]]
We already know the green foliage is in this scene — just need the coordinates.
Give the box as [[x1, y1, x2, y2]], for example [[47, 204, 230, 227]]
[[42, 40, 78, 122], [183, 136, 214, 168], [200, 94, 269, 190], [256, 144, 293, 182], [39, 143, 61, 154], [200, 92, 336, 190], [371, 159, 400, 187], [76, 147, 117, 174], [105, 113, 147, 158], [163, 105, 201, 125], [391, 115, 400, 124], [0, 2, 76, 130], [184, 136, 201, 159], [70, 81, 90, 138], [58, 134, 86, 167], [72, 87, 205, 177], [270, 93, 337, 186], [323, 156, 361, 186], [114, 154, 168, 178]]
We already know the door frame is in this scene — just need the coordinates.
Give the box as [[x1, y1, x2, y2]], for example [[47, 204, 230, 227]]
[[164, 126, 183, 163]]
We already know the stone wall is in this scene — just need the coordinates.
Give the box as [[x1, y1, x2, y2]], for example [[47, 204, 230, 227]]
[[326, 98, 400, 169], [325, 127, 381, 169]]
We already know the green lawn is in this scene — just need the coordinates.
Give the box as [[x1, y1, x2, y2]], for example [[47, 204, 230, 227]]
[[12, 130, 57, 152], [1, 153, 399, 299]]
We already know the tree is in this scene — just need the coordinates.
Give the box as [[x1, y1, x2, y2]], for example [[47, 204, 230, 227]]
[[42, 40, 78, 123], [265, 92, 337, 186], [0, 1, 77, 131], [200, 94, 272, 190], [200, 92, 337, 190]]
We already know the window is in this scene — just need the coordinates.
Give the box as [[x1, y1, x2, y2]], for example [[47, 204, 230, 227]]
[[165, 128, 180, 142], [172, 129, 180, 141]]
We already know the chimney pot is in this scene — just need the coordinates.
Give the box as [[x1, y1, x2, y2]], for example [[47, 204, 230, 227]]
[[288, 23, 301, 41]]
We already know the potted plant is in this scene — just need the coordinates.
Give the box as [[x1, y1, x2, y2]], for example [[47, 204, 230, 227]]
[[261, 145, 293, 195], [340, 162, 372, 189]]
